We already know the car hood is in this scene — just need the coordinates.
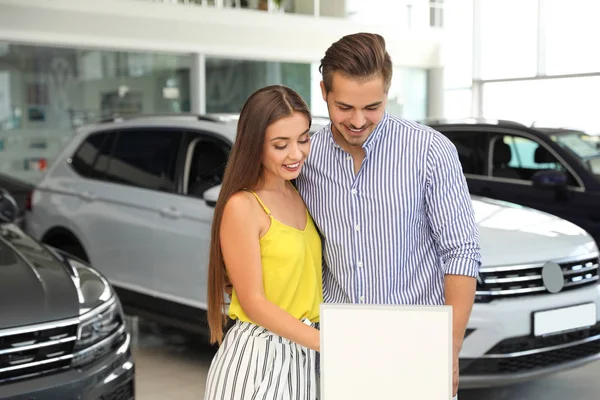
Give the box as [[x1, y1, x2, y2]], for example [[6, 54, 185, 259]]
[[0, 224, 79, 330], [472, 196, 598, 267]]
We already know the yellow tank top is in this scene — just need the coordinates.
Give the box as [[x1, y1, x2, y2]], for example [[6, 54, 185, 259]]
[[227, 189, 323, 323]]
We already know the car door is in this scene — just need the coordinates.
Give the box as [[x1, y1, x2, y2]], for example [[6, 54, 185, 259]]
[[88, 128, 184, 301], [476, 132, 595, 232], [149, 129, 231, 316]]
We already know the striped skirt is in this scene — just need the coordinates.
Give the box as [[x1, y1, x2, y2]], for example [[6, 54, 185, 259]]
[[204, 319, 319, 400]]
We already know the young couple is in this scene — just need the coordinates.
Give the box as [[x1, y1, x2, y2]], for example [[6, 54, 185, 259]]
[[204, 32, 481, 400]]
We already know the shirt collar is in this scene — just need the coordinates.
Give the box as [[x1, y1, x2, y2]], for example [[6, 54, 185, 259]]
[[326, 112, 390, 153]]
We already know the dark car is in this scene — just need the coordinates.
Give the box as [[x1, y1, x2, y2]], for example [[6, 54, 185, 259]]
[[423, 118, 600, 245], [0, 188, 135, 399]]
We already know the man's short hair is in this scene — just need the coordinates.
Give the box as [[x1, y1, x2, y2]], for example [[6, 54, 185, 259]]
[[319, 32, 393, 93]]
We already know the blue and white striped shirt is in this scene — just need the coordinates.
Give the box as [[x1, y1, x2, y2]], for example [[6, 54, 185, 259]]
[[296, 113, 481, 306]]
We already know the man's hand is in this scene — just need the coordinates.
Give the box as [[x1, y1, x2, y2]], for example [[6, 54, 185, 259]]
[[452, 351, 459, 396], [445, 275, 476, 397]]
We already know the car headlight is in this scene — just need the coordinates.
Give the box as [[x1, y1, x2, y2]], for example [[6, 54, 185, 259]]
[[66, 258, 129, 367]]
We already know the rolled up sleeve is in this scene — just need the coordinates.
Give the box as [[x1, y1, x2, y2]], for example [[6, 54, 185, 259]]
[[425, 131, 481, 278]]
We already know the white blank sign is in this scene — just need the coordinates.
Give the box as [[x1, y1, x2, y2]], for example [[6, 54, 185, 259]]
[[320, 304, 452, 400]]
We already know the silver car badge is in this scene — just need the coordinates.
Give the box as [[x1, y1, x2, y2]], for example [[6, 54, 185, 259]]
[[541, 262, 564, 293]]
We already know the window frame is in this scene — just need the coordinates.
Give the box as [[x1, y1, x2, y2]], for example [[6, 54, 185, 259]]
[[173, 129, 233, 197]]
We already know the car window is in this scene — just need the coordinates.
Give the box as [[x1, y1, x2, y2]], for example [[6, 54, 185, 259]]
[[184, 135, 230, 198], [71, 132, 115, 179], [551, 132, 600, 177], [105, 129, 182, 192], [442, 131, 485, 175], [491, 134, 579, 186]]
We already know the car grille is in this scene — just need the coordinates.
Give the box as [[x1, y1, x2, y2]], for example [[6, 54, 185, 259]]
[[0, 319, 78, 383], [476, 255, 599, 300], [460, 323, 600, 375]]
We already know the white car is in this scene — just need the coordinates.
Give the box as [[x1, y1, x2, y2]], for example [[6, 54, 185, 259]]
[[24, 114, 600, 388]]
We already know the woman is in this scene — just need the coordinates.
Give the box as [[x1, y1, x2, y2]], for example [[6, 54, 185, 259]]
[[205, 85, 322, 400]]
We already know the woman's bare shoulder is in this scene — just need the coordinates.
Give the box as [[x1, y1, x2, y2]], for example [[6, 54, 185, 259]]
[[222, 191, 262, 227]]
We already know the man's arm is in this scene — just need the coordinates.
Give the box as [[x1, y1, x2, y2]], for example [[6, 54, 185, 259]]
[[424, 131, 481, 392]]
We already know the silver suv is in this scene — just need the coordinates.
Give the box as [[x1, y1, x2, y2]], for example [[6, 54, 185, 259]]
[[24, 114, 238, 330], [24, 114, 600, 389]]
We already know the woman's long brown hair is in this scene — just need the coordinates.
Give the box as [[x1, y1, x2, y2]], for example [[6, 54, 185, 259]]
[[207, 85, 312, 344]]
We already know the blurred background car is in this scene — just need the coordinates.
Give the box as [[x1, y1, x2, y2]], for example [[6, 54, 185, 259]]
[[0, 187, 135, 399], [423, 119, 600, 247]]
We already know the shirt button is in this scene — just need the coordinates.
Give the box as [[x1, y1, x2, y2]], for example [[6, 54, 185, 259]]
[[357, 261, 363, 268], [359, 296, 365, 303], [351, 189, 357, 195], [346, 155, 352, 161], [355, 224, 360, 231]]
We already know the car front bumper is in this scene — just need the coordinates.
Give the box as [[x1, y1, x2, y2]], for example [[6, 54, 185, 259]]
[[0, 333, 135, 400], [459, 283, 600, 389]]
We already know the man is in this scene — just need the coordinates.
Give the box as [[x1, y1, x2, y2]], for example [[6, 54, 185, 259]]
[[295, 32, 481, 399]]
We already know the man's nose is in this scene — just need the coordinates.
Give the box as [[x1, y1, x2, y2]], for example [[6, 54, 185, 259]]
[[350, 111, 366, 128]]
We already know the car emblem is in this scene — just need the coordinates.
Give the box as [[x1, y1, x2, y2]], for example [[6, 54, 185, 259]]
[[541, 262, 564, 293]]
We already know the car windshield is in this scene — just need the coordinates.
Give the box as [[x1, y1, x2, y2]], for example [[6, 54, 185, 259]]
[[551, 131, 600, 178]]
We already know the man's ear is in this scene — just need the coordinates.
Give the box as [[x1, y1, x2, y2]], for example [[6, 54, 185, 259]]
[[320, 81, 327, 102]]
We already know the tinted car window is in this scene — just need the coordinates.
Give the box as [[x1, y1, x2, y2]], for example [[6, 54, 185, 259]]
[[186, 135, 230, 198], [443, 131, 484, 175], [491, 135, 579, 186], [71, 132, 115, 179], [106, 130, 182, 192]]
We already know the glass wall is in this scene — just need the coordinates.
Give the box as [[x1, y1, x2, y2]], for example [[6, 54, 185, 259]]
[[442, 0, 473, 118], [0, 43, 430, 187], [0, 42, 191, 184], [482, 76, 600, 129], [387, 67, 428, 121], [478, 0, 538, 80], [544, 0, 600, 75], [140, 0, 328, 17], [205, 58, 311, 113], [443, 0, 600, 131]]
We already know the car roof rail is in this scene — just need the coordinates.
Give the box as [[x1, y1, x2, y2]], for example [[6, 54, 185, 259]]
[[92, 112, 231, 125], [421, 117, 528, 127]]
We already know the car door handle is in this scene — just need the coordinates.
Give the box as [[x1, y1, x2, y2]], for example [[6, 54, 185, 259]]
[[159, 207, 181, 219], [79, 191, 96, 202]]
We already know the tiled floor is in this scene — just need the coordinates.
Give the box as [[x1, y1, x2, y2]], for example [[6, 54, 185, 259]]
[[130, 319, 600, 400], [131, 320, 217, 399]]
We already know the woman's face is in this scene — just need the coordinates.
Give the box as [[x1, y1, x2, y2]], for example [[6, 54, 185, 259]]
[[262, 112, 311, 182]]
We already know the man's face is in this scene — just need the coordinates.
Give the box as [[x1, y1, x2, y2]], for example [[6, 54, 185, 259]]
[[321, 72, 387, 149]]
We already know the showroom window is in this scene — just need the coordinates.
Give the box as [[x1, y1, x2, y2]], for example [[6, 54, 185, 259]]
[[205, 58, 311, 114], [0, 42, 191, 185], [482, 76, 600, 128], [544, 0, 600, 75], [387, 67, 428, 121], [478, 0, 538, 80]]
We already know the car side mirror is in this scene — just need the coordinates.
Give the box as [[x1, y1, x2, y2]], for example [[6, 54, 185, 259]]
[[531, 170, 568, 189], [203, 185, 221, 208], [0, 188, 19, 224]]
